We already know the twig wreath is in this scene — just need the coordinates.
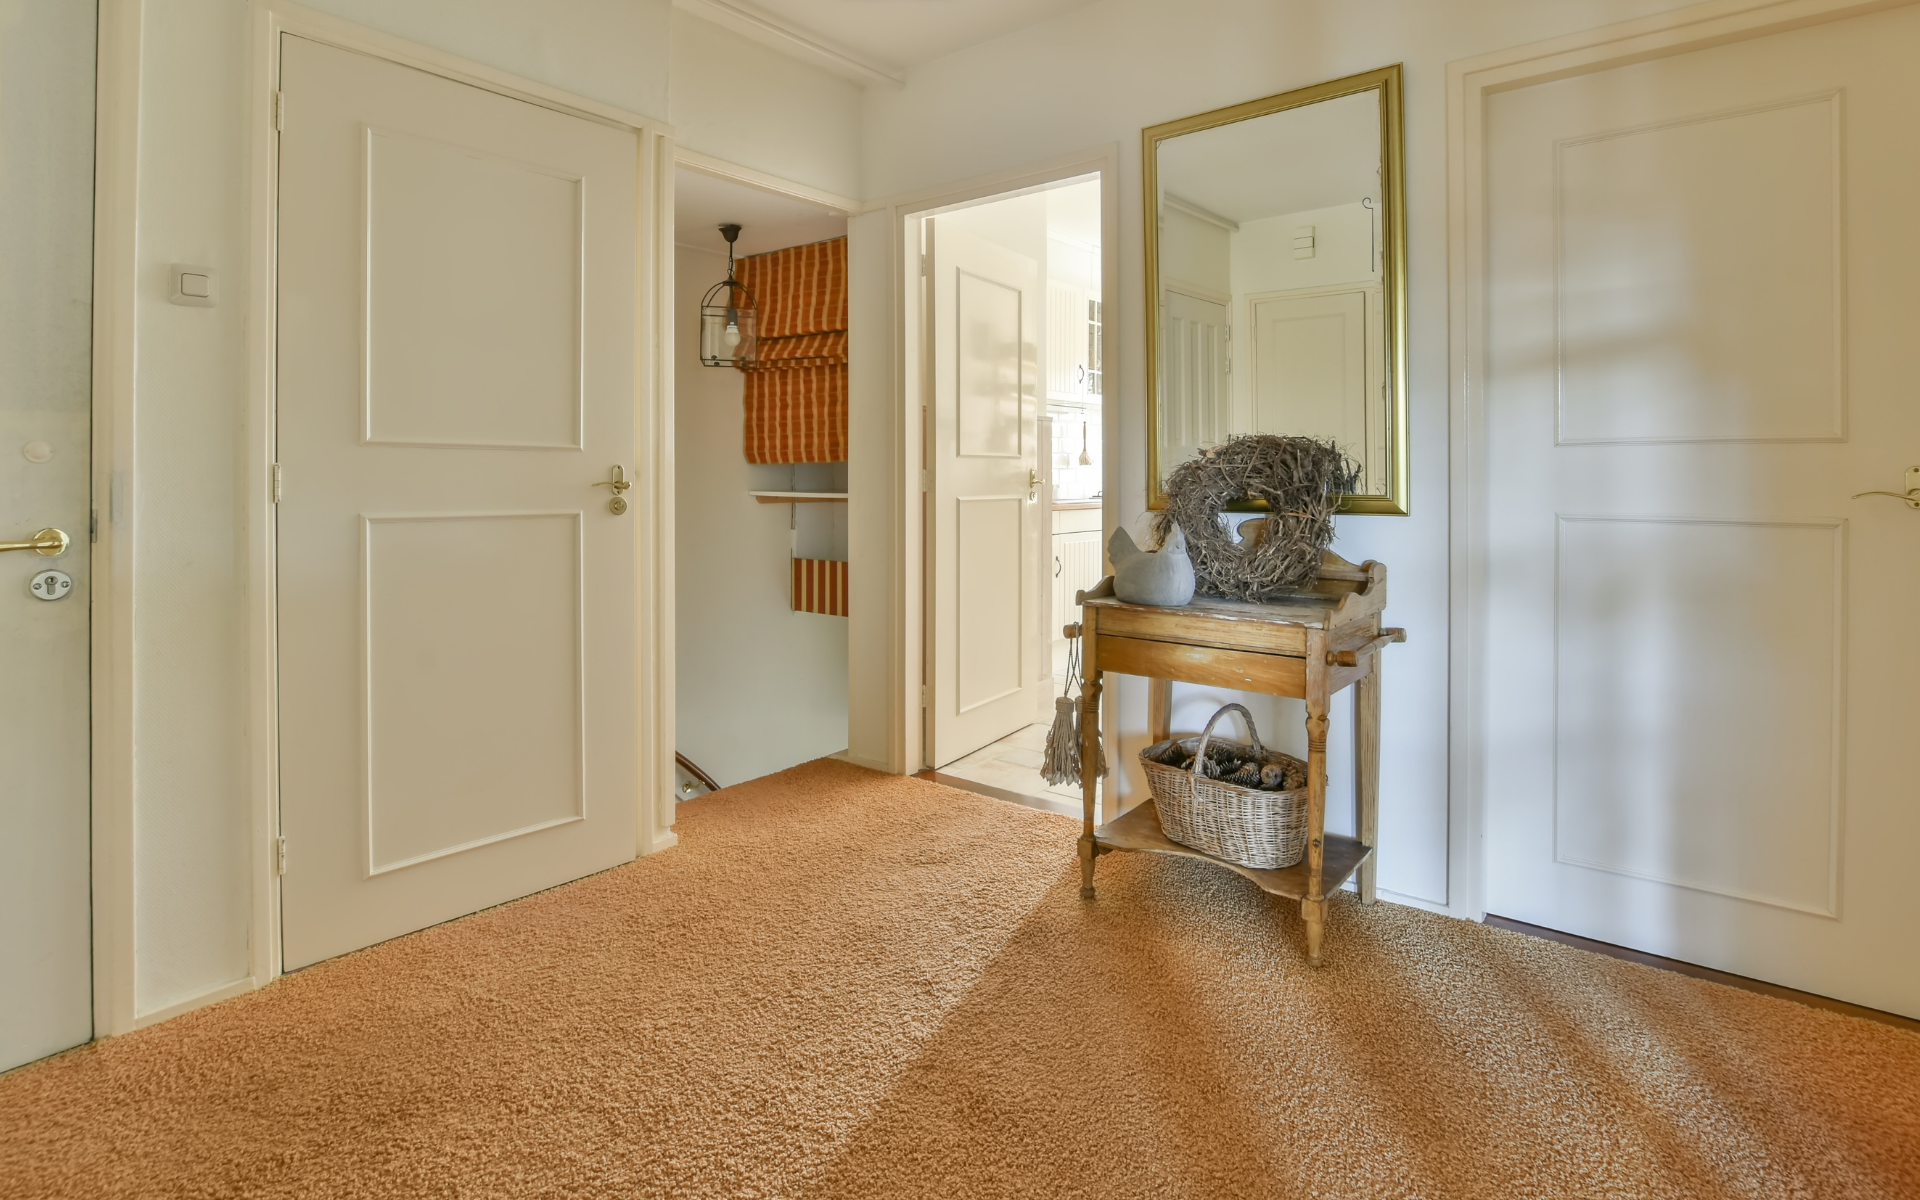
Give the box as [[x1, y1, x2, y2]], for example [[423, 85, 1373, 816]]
[[1153, 434, 1359, 601]]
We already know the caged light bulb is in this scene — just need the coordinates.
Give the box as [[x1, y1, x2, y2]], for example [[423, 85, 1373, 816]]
[[723, 319, 741, 350]]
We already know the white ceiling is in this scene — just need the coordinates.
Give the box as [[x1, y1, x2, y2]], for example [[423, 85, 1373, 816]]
[[1156, 90, 1382, 224], [674, 167, 849, 259], [678, 0, 1100, 82]]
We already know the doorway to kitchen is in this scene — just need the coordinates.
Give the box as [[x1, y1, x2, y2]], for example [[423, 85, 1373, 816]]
[[915, 174, 1105, 814]]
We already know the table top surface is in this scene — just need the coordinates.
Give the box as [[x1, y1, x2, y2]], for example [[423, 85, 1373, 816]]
[[1081, 587, 1350, 629]]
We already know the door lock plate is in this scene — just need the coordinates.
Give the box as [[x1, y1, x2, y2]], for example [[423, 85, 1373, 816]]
[[29, 570, 72, 601]]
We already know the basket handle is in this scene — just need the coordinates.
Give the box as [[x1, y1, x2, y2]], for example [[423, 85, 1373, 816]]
[[1189, 702, 1265, 783]]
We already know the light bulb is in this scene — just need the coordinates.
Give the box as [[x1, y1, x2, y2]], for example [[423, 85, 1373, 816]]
[[723, 321, 740, 350]]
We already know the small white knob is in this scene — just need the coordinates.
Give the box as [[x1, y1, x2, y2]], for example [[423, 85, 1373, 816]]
[[22, 441, 53, 463]]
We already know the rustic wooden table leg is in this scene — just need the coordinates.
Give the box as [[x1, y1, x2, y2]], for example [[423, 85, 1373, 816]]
[[1355, 652, 1382, 905], [1078, 613, 1103, 900], [1147, 677, 1172, 743], [1303, 628, 1331, 966]]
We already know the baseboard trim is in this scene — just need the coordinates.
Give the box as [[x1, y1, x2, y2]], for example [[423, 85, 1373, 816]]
[[913, 769, 1082, 820], [1484, 915, 1920, 1034], [132, 976, 260, 1031]]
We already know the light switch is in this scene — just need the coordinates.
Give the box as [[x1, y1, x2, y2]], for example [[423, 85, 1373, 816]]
[[169, 263, 216, 307]]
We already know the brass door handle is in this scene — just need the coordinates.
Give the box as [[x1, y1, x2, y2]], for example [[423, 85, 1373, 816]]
[[0, 527, 68, 556], [1028, 468, 1040, 502], [592, 465, 632, 494], [1851, 490, 1920, 509], [1852, 467, 1920, 509], [594, 466, 632, 515]]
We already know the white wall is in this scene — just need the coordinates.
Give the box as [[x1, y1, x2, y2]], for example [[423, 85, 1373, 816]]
[[674, 245, 849, 788], [861, 0, 1699, 912], [845, 209, 899, 771], [1159, 206, 1229, 296], [670, 10, 861, 199], [123, 0, 674, 1019]]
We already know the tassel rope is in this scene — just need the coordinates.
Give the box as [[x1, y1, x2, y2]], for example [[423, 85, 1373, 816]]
[[1041, 630, 1105, 786]]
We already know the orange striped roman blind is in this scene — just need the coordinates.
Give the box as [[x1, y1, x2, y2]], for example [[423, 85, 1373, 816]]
[[736, 238, 848, 465], [791, 557, 849, 617]]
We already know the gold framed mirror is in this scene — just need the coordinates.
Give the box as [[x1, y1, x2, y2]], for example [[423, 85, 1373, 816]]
[[1145, 64, 1407, 515]]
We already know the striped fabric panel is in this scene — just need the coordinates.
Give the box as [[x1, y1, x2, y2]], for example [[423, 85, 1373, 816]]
[[744, 364, 847, 464], [791, 557, 849, 617], [748, 330, 848, 367], [736, 238, 848, 339]]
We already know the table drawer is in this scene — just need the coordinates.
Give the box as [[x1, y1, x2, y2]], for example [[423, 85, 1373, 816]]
[[1097, 606, 1309, 657]]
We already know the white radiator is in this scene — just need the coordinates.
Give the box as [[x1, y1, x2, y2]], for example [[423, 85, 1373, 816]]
[[1052, 529, 1104, 633]]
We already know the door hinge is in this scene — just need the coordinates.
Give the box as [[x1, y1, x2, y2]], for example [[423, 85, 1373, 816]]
[[920, 468, 929, 493], [920, 684, 929, 707], [274, 836, 288, 876], [919, 254, 928, 278], [90, 509, 98, 544], [271, 462, 282, 503], [273, 90, 285, 131]]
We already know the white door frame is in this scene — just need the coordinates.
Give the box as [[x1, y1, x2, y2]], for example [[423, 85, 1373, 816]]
[[1445, 0, 1916, 923], [87, 0, 680, 1036], [867, 147, 1118, 774]]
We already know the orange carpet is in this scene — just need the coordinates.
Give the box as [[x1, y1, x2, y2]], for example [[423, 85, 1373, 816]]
[[2, 759, 1916, 1198]]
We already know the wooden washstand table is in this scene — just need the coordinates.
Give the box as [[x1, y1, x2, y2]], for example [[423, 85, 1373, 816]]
[[1073, 553, 1403, 966]]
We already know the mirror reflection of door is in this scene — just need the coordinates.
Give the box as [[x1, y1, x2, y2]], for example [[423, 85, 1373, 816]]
[[1160, 289, 1231, 468], [1247, 284, 1385, 495]]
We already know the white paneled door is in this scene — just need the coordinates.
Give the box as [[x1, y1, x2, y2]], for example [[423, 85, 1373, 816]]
[[276, 36, 640, 970], [1159, 289, 1231, 471], [929, 222, 1043, 766], [1248, 285, 1385, 495], [1483, 6, 1920, 1017], [0, 1, 95, 1072]]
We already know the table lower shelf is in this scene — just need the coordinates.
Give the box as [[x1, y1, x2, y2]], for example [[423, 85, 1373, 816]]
[[1093, 800, 1372, 901]]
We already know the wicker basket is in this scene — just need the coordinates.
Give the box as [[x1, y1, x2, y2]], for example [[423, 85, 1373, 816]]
[[1139, 703, 1308, 870]]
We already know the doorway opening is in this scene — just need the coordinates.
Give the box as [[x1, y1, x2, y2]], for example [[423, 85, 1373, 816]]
[[916, 174, 1104, 814], [671, 164, 854, 799]]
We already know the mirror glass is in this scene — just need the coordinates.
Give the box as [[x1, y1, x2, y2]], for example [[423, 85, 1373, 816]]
[[1146, 67, 1406, 514]]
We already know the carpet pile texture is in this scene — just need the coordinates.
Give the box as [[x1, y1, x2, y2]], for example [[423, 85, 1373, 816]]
[[2, 759, 1916, 1198]]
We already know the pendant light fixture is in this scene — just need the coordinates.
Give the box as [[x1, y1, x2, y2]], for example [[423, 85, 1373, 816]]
[[699, 224, 758, 368]]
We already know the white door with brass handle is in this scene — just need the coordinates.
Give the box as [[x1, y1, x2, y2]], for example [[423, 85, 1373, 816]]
[[274, 36, 641, 971], [1482, 5, 1920, 1018], [927, 216, 1045, 767], [1, 0, 95, 1073]]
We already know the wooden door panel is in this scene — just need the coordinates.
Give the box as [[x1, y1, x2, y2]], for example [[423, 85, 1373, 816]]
[[929, 219, 1041, 766], [1484, 5, 1920, 1016], [1553, 515, 1841, 915], [366, 129, 585, 449], [1555, 95, 1841, 445], [364, 513, 585, 874], [277, 34, 639, 970], [956, 496, 1025, 712]]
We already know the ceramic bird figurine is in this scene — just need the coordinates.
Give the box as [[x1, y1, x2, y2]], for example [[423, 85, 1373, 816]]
[[1109, 522, 1196, 607]]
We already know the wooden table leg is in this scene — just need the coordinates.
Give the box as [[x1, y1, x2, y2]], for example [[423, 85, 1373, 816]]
[[1355, 652, 1382, 905], [1303, 628, 1330, 966], [1079, 614, 1103, 900], [1147, 677, 1172, 743]]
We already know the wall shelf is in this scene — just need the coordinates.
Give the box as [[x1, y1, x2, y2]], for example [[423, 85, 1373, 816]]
[[750, 491, 848, 504]]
